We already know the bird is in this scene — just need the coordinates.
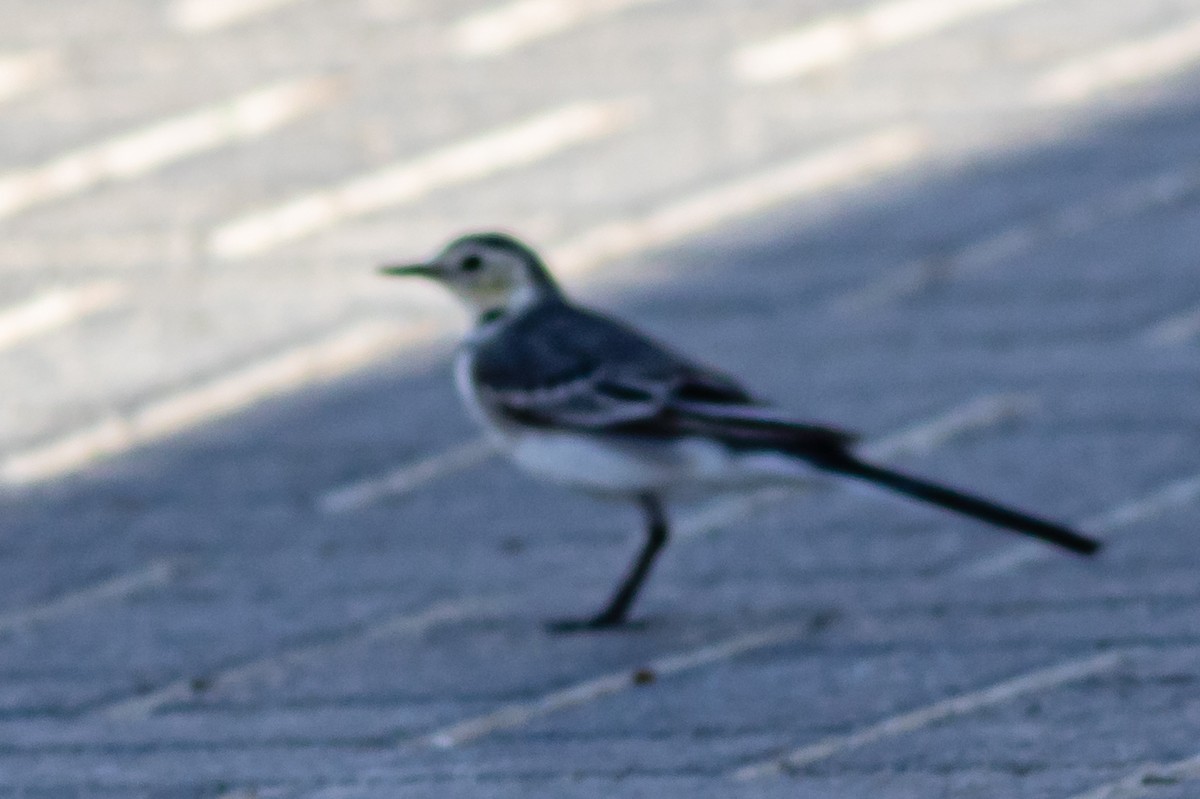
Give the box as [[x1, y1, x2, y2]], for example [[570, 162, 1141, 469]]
[[380, 231, 1100, 631]]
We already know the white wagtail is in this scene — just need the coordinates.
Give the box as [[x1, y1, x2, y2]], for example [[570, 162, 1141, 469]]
[[381, 232, 1099, 631]]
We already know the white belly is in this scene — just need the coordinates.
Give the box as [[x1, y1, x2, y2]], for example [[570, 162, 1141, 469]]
[[454, 347, 505, 441], [507, 428, 818, 496]]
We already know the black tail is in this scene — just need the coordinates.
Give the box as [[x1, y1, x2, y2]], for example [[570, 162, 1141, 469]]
[[817, 453, 1100, 556]]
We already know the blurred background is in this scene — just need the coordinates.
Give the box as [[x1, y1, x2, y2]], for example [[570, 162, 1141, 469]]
[[2, 0, 1199, 474], [1, 0, 1200, 796]]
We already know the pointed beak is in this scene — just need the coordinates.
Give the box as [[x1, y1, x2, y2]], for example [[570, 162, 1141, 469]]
[[379, 262, 438, 278]]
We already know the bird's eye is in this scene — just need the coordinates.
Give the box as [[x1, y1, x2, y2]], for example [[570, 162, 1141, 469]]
[[461, 254, 483, 272]]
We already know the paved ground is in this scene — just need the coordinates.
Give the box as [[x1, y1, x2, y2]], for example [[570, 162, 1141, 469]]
[[1, 0, 1200, 796]]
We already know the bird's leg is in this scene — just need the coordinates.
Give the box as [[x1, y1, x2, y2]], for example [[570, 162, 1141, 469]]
[[547, 494, 669, 633]]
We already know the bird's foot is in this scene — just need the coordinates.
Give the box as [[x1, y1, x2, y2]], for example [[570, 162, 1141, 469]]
[[545, 611, 633, 634]]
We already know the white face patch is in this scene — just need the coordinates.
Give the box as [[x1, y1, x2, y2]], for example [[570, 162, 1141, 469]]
[[439, 247, 543, 316]]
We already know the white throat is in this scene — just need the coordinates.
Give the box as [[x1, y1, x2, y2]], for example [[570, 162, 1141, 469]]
[[468, 279, 543, 321]]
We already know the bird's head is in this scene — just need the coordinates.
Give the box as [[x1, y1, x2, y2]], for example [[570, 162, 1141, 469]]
[[380, 232, 560, 319]]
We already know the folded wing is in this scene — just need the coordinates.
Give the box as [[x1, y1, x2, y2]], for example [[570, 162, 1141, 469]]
[[473, 300, 857, 461]]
